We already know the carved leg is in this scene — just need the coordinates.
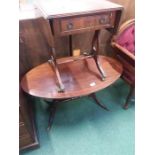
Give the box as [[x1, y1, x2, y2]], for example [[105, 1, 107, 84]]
[[93, 55, 106, 80], [47, 101, 57, 131], [89, 93, 109, 111], [91, 30, 106, 80], [48, 53, 65, 92], [123, 86, 135, 110]]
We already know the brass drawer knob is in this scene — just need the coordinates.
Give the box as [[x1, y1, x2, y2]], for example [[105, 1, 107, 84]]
[[99, 18, 105, 24], [67, 23, 73, 30], [99, 16, 109, 24]]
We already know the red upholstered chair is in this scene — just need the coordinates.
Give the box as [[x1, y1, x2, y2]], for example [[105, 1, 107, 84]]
[[111, 19, 135, 109]]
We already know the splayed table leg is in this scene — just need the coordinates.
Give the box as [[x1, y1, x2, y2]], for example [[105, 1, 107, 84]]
[[89, 93, 109, 111], [46, 101, 57, 131]]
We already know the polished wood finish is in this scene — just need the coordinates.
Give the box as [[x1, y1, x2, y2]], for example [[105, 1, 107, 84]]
[[60, 13, 113, 30], [19, 0, 134, 144], [52, 11, 116, 36], [21, 56, 123, 99], [21, 55, 122, 130], [48, 55, 65, 92], [19, 2, 134, 135], [91, 30, 106, 80]]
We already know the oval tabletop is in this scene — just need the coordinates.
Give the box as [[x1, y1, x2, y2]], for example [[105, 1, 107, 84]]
[[21, 56, 123, 99]]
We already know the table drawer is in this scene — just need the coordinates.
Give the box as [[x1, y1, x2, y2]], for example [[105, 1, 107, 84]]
[[54, 11, 116, 35]]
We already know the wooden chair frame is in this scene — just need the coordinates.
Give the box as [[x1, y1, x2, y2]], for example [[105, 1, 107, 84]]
[[111, 19, 135, 109]]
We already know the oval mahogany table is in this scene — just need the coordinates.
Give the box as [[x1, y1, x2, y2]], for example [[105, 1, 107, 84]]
[[21, 55, 123, 130]]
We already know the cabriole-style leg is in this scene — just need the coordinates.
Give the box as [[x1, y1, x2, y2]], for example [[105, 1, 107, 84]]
[[48, 51, 65, 92], [123, 87, 135, 109], [89, 93, 109, 111], [91, 30, 106, 80]]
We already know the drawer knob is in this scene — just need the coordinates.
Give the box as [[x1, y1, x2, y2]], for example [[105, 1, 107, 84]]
[[67, 23, 73, 30], [99, 18, 105, 24], [99, 16, 109, 24]]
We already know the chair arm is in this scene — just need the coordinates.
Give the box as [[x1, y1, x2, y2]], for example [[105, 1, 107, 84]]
[[111, 42, 135, 61]]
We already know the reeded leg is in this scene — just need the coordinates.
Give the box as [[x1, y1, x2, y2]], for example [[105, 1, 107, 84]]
[[123, 87, 135, 110], [91, 30, 106, 80], [89, 93, 109, 111]]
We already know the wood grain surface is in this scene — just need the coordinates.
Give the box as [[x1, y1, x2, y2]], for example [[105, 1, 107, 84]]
[[21, 56, 123, 99]]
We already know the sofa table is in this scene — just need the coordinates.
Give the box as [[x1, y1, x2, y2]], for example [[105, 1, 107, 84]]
[[35, 0, 123, 92], [21, 56, 123, 130]]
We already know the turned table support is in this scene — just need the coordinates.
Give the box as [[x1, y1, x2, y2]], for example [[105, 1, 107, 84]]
[[89, 93, 109, 111], [123, 87, 135, 110], [47, 101, 57, 131], [21, 56, 123, 131]]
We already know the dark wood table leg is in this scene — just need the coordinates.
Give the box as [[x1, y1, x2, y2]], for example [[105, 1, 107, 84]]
[[123, 86, 135, 110], [89, 93, 109, 111], [91, 30, 106, 80], [46, 98, 76, 131], [46, 100, 57, 131]]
